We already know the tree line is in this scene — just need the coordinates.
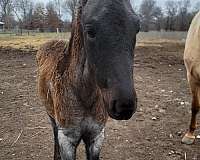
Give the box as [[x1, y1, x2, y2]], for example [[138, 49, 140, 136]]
[[0, 0, 199, 32], [0, 0, 76, 32], [137, 0, 200, 32]]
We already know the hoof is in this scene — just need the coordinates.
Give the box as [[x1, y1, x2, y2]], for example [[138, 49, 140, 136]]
[[182, 133, 195, 145]]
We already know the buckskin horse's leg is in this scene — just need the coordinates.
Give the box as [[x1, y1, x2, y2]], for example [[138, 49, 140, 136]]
[[57, 128, 81, 160], [182, 80, 200, 145], [84, 129, 105, 160]]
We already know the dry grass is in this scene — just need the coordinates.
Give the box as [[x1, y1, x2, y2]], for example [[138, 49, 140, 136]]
[[0, 31, 187, 50], [136, 39, 185, 47], [137, 31, 187, 41], [0, 32, 70, 50], [136, 31, 187, 47]]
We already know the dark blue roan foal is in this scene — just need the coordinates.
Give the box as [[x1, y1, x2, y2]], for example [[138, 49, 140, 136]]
[[36, 0, 140, 159]]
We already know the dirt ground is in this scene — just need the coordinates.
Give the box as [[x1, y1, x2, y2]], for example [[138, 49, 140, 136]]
[[1, 41, 200, 160]]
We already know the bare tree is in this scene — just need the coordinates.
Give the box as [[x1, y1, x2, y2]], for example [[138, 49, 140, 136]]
[[139, 0, 161, 32], [0, 0, 13, 29], [46, 1, 62, 32], [177, 0, 191, 31], [194, 1, 200, 12], [165, 0, 178, 31], [55, 0, 62, 18], [13, 0, 34, 29], [62, 0, 78, 22], [130, 0, 138, 12], [32, 2, 46, 31], [154, 6, 163, 31]]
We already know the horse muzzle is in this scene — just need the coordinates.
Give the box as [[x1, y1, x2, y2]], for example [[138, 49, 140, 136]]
[[108, 96, 137, 120]]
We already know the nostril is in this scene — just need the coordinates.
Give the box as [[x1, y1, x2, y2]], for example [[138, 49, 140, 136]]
[[109, 99, 136, 120], [120, 104, 133, 111], [111, 100, 135, 114], [120, 100, 134, 110]]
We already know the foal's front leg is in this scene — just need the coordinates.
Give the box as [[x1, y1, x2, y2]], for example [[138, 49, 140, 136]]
[[58, 128, 81, 160], [84, 129, 105, 160], [49, 116, 61, 160]]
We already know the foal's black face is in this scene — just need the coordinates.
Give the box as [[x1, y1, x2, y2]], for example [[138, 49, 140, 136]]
[[82, 0, 140, 120]]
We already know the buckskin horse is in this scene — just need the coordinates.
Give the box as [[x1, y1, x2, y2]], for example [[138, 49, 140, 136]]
[[36, 0, 140, 159], [182, 11, 200, 145]]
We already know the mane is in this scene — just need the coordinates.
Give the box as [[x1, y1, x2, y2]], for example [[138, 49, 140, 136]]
[[55, 2, 86, 79], [66, 2, 84, 64], [62, 1, 105, 115]]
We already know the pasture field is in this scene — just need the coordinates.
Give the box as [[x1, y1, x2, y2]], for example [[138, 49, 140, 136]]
[[137, 31, 187, 42], [0, 31, 187, 50], [1, 32, 200, 160], [0, 32, 70, 50]]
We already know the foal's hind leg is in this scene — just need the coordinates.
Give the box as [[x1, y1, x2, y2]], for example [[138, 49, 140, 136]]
[[182, 80, 200, 144], [84, 129, 105, 160], [49, 116, 61, 160]]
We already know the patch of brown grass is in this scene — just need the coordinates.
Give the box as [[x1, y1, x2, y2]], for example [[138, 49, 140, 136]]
[[0, 33, 70, 51]]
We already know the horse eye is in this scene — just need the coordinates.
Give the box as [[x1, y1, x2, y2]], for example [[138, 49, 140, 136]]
[[85, 25, 96, 39], [87, 29, 96, 39]]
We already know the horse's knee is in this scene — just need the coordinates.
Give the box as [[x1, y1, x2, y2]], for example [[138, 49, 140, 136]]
[[57, 129, 80, 160], [93, 129, 105, 152], [85, 129, 105, 160], [191, 106, 199, 115], [192, 94, 200, 114], [190, 85, 200, 114]]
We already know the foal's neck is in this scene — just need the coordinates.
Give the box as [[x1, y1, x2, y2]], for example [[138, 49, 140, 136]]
[[66, 11, 99, 106]]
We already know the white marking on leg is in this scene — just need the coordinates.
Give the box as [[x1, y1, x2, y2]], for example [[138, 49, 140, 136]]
[[93, 128, 105, 153], [58, 129, 76, 160]]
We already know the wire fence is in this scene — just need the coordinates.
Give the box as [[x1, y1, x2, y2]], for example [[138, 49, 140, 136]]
[[137, 31, 187, 42], [0, 29, 70, 39], [0, 29, 188, 41]]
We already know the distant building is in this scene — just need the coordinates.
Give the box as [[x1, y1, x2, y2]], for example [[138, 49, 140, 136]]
[[0, 22, 5, 31]]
